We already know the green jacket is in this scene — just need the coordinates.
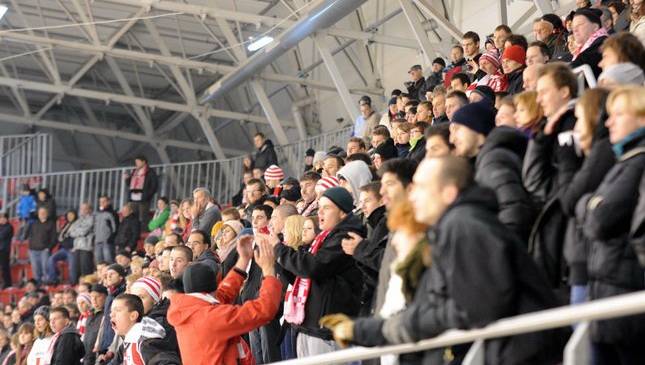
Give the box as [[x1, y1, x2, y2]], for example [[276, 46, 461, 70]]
[[148, 207, 170, 231]]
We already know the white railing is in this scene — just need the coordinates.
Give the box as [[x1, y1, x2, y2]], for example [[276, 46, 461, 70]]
[[0, 127, 353, 216], [271, 290, 645, 365], [0, 133, 52, 176], [573, 64, 597, 91]]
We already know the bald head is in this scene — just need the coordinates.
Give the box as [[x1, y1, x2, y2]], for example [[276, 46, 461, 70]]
[[523, 64, 542, 91]]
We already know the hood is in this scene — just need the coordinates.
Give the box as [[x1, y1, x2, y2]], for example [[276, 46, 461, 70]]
[[261, 139, 274, 151], [124, 317, 166, 343], [479, 126, 528, 160], [438, 185, 499, 226], [337, 161, 373, 205], [167, 293, 216, 326], [148, 297, 169, 321]]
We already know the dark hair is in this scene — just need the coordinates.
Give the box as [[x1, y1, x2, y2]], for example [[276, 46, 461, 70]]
[[506, 34, 528, 50], [451, 73, 470, 86], [405, 100, 420, 108], [528, 41, 551, 58], [462, 31, 480, 43], [446, 90, 469, 106], [345, 152, 373, 166], [408, 106, 418, 115], [372, 126, 391, 139], [412, 121, 429, 134], [171, 245, 193, 262], [300, 171, 321, 183], [607, 1, 625, 15], [451, 44, 464, 53], [188, 230, 208, 245], [65, 209, 78, 223], [432, 156, 474, 192], [377, 158, 418, 187], [134, 155, 148, 163], [252, 204, 273, 219], [359, 181, 382, 199], [537, 62, 578, 98], [348, 137, 366, 150], [601, 32, 645, 71], [425, 123, 453, 149], [166, 232, 183, 244], [221, 207, 241, 220], [391, 89, 402, 97], [115, 294, 144, 323], [157, 196, 169, 205], [254, 132, 265, 139], [97, 261, 110, 267], [246, 178, 266, 191], [324, 155, 345, 169], [495, 24, 512, 34], [50, 306, 70, 319], [263, 195, 280, 206]]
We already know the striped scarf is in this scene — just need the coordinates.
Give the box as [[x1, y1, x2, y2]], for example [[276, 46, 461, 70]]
[[77, 311, 91, 341]]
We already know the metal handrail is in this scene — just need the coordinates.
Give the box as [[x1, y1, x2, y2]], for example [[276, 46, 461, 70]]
[[271, 291, 645, 364]]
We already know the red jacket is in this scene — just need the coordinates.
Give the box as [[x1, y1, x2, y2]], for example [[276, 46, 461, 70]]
[[167, 270, 282, 365]]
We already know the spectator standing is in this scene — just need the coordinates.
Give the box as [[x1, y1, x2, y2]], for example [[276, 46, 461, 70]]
[[114, 203, 140, 255], [28, 208, 56, 285], [48, 307, 84, 365], [444, 45, 467, 88], [404, 65, 428, 101], [298, 172, 321, 217], [46, 210, 77, 285], [0, 214, 13, 288], [354, 96, 381, 144], [69, 203, 95, 283], [96, 264, 127, 360], [124, 156, 159, 231], [35, 189, 56, 221], [426, 57, 445, 92], [254, 133, 278, 172], [191, 188, 222, 242], [462, 31, 486, 82], [16, 186, 36, 242], [493, 24, 513, 52], [95, 196, 118, 264]]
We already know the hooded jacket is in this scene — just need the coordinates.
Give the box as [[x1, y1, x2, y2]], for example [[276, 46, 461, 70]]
[[582, 133, 645, 345], [167, 270, 282, 365], [95, 205, 118, 243], [353, 185, 569, 365], [275, 213, 367, 340], [254, 139, 278, 171], [69, 214, 95, 252], [99, 281, 126, 352], [147, 298, 180, 356], [475, 126, 535, 241], [50, 325, 85, 365], [337, 161, 373, 206], [17, 194, 36, 220], [111, 317, 180, 365], [114, 214, 140, 252]]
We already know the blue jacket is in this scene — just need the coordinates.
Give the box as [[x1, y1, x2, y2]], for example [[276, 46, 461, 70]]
[[99, 282, 126, 352], [17, 195, 36, 220]]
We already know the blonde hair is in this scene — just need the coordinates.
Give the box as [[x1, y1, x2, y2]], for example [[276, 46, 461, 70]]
[[513, 91, 543, 132], [126, 273, 142, 291], [284, 215, 306, 249], [607, 86, 645, 118]]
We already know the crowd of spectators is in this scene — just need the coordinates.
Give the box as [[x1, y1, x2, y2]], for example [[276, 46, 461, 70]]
[[0, 1, 642, 364]]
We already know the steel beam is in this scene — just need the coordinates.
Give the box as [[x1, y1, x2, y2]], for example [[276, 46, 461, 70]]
[[399, 0, 439, 64], [192, 112, 227, 160], [250, 80, 289, 146], [314, 33, 360, 123], [413, 0, 463, 41], [533, 0, 554, 15], [500, 0, 508, 26]]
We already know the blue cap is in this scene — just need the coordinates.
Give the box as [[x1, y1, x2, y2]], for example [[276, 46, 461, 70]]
[[239, 227, 254, 237]]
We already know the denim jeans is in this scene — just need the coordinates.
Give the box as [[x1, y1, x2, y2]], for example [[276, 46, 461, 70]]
[[94, 242, 114, 264], [28, 249, 49, 284], [570, 285, 588, 305], [46, 248, 76, 284]]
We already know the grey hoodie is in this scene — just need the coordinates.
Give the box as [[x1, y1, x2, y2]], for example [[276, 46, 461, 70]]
[[69, 214, 94, 251], [94, 206, 117, 243], [337, 160, 373, 205]]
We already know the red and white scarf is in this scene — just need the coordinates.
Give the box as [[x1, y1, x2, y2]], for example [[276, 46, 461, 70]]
[[572, 28, 608, 61], [129, 165, 149, 191], [77, 311, 91, 341], [284, 230, 331, 325]]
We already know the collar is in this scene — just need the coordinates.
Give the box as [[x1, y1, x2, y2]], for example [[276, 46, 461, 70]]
[[187, 292, 219, 304], [613, 128, 645, 157]]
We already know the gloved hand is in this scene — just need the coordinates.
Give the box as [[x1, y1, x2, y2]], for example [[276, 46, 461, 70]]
[[320, 314, 354, 348]]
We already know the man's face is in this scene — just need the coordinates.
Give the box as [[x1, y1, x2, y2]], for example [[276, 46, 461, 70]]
[[450, 47, 464, 63], [37, 208, 48, 222], [409, 160, 454, 225], [359, 104, 372, 117], [253, 135, 264, 149], [379, 172, 406, 210], [523, 66, 539, 91], [409, 68, 423, 81], [432, 94, 446, 117], [496, 104, 516, 127], [359, 191, 382, 218], [502, 58, 523, 74], [52, 293, 64, 307], [49, 312, 69, 334], [164, 235, 179, 247], [451, 123, 484, 158], [116, 255, 130, 268], [160, 250, 171, 271], [193, 191, 208, 211], [246, 183, 263, 204], [269, 210, 285, 234], [63, 292, 75, 306], [300, 179, 317, 203], [90, 292, 106, 311], [445, 96, 463, 122], [99, 197, 108, 210], [493, 29, 509, 49], [461, 38, 479, 57], [526, 46, 548, 66], [186, 233, 207, 259], [606, 95, 644, 144], [110, 299, 137, 337], [317, 197, 345, 231], [323, 158, 340, 177], [417, 104, 431, 122], [106, 270, 122, 287], [479, 58, 497, 75], [450, 78, 466, 92], [425, 135, 452, 159], [347, 141, 363, 156], [536, 75, 570, 118], [134, 159, 145, 169], [534, 21, 553, 42], [432, 63, 443, 73], [572, 15, 598, 46], [252, 209, 269, 230], [121, 205, 131, 217], [129, 286, 155, 315]]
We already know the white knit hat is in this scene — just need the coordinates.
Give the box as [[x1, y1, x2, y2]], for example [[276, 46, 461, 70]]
[[131, 276, 162, 304]]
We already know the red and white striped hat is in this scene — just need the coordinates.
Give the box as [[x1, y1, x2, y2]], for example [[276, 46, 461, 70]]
[[76, 293, 91, 306], [264, 165, 285, 181], [479, 49, 501, 70], [315, 176, 340, 192], [131, 276, 162, 304]]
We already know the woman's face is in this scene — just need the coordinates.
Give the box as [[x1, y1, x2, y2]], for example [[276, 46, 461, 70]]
[[598, 47, 619, 70], [157, 199, 167, 210], [513, 102, 533, 127], [34, 315, 48, 333], [170, 203, 179, 215], [302, 219, 317, 245], [66, 212, 76, 222], [574, 104, 592, 155], [220, 227, 237, 246], [11, 310, 20, 324], [181, 202, 192, 220], [396, 128, 410, 144], [38, 192, 46, 201], [18, 331, 33, 345]]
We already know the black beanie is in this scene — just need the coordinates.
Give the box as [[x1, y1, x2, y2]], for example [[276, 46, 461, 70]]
[[374, 138, 398, 161], [322, 187, 354, 214], [574, 8, 602, 27], [107, 264, 127, 279], [183, 263, 217, 294], [452, 101, 496, 136]]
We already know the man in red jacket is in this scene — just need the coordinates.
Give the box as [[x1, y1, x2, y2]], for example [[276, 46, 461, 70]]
[[167, 235, 282, 365]]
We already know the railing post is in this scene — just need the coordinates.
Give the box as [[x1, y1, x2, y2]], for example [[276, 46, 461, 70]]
[[462, 340, 484, 365], [79, 172, 87, 210], [1, 178, 7, 214], [564, 321, 591, 365]]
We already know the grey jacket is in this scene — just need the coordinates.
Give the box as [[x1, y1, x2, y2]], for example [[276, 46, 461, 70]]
[[69, 214, 95, 251], [94, 207, 117, 243], [192, 204, 221, 241]]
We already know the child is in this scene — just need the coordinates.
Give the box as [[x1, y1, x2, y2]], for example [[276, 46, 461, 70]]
[[16, 186, 36, 242]]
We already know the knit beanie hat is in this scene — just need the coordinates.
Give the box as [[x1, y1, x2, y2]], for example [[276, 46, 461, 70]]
[[471, 85, 496, 106], [502, 45, 526, 66], [322, 187, 354, 214], [312, 151, 327, 165], [107, 264, 127, 279], [374, 139, 398, 161], [131, 276, 162, 304], [222, 220, 243, 236], [90, 284, 108, 296], [34, 305, 49, 319], [574, 8, 602, 27], [479, 49, 501, 69], [76, 293, 91, 307], [541, 13, 564, 31], [451, 101, 497, 136], [432, 57, 446, 68], [316, 176, 340, 192], [598, 63, 645, 86], [306, 148, 316, 157], [183, 263, 218, 294], [264, 165, 284, 181]]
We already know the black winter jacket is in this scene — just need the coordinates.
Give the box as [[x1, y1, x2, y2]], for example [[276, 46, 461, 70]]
[[114, 214, 140, 252], [582, 135, 645, 345], [353, 206, 388, 315], [475, 126, 535, 242], [83, 310, 103, 365], [148, 298, 180, 356], [407, 138, 426, 164], [50, 325, 85, 365], [506, 67, 525, 95], [0, 223, 13, 251], [126, 167, 159, 203], [570, 35, 607, 79], [37, 197, 57, 221], [353, 186, 569, 365], [254, 140, 278, 171], [405, 78, 428, 101], [631, 172, 645, 268], [275, 213, 366, 340], [28, 220, 57, 251]]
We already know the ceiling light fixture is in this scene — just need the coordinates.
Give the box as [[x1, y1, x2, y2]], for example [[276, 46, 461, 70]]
[[247, 36, 274, 52]]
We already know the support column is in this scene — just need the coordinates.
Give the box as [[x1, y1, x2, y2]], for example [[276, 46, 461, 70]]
[[399, 0, 438, 64]]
